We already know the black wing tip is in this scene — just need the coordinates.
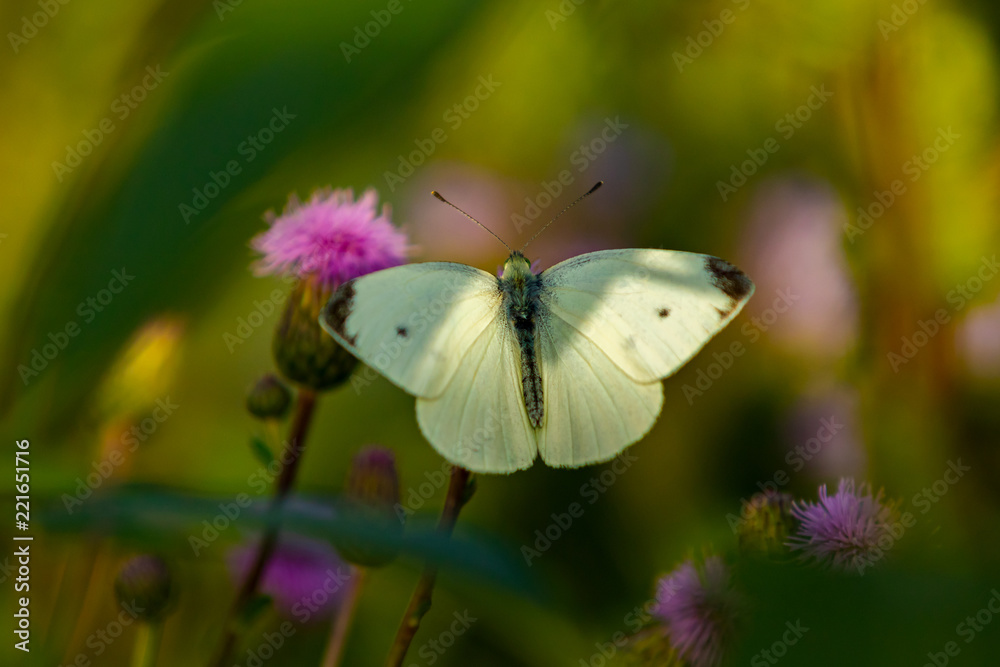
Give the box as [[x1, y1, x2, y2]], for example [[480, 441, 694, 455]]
[[706, 256, 754, 301]]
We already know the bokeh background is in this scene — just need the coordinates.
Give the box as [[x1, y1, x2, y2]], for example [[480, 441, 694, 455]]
[[3, 0, 1000, 664]]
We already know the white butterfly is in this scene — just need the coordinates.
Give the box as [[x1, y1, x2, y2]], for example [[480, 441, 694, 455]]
[[320, 189, 754, 474]]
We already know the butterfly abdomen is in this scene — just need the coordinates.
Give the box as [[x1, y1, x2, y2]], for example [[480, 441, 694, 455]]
[[512, 315, 544, 428], [500, 253, 545, 429]]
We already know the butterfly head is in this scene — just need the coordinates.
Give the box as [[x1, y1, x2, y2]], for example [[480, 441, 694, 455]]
[[500, 251, 534, 285]]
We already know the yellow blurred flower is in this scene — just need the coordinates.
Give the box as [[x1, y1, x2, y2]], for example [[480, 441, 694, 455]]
[[96, 316, 185, 421]]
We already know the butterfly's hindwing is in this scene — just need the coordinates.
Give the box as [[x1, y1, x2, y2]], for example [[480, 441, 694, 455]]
[[416, 316, 537, 473], [534, 307, 663, 467]]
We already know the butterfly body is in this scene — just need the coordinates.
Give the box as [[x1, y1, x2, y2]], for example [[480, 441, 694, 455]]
[[321, 248, 754, 474], [499, 251, 545, 428]]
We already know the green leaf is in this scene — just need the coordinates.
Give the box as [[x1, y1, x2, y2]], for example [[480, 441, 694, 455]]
[[248, 436, 275, 467], [38, 484, 537, 597]]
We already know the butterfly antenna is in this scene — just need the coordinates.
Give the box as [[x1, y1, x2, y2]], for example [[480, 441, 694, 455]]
[[431, 191, 511, 252], [520, 181, 603, 252]]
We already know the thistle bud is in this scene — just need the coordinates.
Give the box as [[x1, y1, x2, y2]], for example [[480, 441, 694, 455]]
[[246, 373, 292, 419], [338, 446, 402, 567], [114, 555, 174, 621], [614, 629, 683, 666], [272, 279, 357, 391], [737, 491, 794, 556]]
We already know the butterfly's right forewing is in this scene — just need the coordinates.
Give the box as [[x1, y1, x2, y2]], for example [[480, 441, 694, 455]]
[[540, 249, 755, 383], [320, 263, 500, 399]]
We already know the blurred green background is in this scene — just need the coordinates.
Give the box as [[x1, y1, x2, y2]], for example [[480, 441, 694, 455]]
[[3, 0, 1000, 664]]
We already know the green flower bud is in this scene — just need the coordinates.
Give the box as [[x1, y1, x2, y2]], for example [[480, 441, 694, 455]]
[[338, 446, 402, 567], [615, 628, 683, 666], [737, 491, 794, 556], [273, 278, 357, 391], [246, 373, 293, 419], [114, 555, 174, 621]]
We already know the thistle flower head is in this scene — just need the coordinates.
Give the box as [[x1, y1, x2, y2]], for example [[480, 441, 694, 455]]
[[251, 187, 407, 390], [652, 556, 739, 667], [787, 478, 897, 574], [228, 535, 353, 622], [251, 188, 408, 289]]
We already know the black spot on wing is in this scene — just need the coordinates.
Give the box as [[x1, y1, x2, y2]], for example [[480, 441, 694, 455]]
[[323, 280, 357, 345], [716, 306, 732, 319], [396, 326, 408, 338], [657, 308, 670, 318], [706, 256, 753, 301]]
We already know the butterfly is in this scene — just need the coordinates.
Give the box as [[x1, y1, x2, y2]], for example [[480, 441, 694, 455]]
[[320, 185, 754, 474]]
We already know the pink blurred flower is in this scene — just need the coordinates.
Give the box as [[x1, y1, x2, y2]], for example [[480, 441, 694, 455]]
[[400, 149, 660, 270], [403, 163, 513, 264], [787, 479, 896, 574], [784, 385, 866, 480], [252, 188, 408, 288], [228, 535, 354, 622], [740, 176, 858, 356], [957, 297, 1000, 377], [652, 556, 739, 667]]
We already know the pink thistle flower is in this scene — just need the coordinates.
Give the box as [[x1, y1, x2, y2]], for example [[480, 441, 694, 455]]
[[252, 188, 408, 288], [228, 535, 354, 622], [787, 479, 897, 574], [652, 556, 739, 667]]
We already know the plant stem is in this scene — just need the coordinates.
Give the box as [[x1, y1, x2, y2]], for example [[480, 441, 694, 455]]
[[211, 388, 318, 667], [384, 466, 472, 667], [131, 622, 162, 667], [321, 567, 367, 667], [265, 418, 282, 454]]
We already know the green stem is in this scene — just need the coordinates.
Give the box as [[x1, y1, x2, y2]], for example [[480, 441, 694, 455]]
[[321, 567, 367, 667], [211, 389, 319, 667], [265, 418, 282, 453], [384, 466, 473, 667], [131, 622, 162, 667]]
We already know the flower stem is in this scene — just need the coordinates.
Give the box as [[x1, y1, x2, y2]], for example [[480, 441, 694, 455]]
[[265, 418, 283, 453], [211, 388, 318, 667], [321, 567, 367, 667], [131, 622, 162, 667], [384, 466, 473, 667]]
